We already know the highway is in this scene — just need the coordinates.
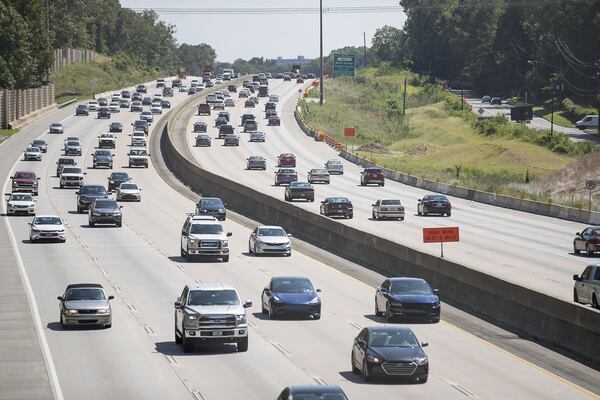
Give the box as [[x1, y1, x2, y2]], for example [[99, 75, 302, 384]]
[[184, 79, 600, 304], [1, 78, 598, 400]]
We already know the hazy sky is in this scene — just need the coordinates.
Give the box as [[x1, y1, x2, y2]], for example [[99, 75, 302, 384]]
[[119, 0, 407, 62]]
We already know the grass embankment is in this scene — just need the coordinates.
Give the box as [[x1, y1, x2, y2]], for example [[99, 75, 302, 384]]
[[0, 128, 20, 144], [302, 68, 598, 206], [51, 56, 162, 101]]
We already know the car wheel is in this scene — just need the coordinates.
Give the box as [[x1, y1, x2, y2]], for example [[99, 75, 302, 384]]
[[348, 214, 353, 219], [351, 352, 359, 374], [593, 294, 599, 309], [237, 337, 248, 352], [587, 244, 594, 256], [117, 221, 122, 227], [223, 255, 229, 262], [381, 182, 385, 187], [249, 243, 254, 254], [375, 299, 383, 317], [60, 313, 66, 329], [362, 359, 371, 382], [261, 301, 267, 314], [175, 325, 182, 344], [418, 209, 422, 216], [60, 183, 64, 189], [105, 322, 112, 329], [574, 288, 579, 303], [446, 212, 452, 217], [400, 217, 404, 221], [268, 302, 277, 319], [360, 180, 365, 186], [574, 242, 580, 254], [385, 303, 394, 322], [182, 331, 194, 353], [418, 375, 428, 383], [372, 211, 377, 220], [313, 312, 320, 320], [77, 205, 82, 213], [185, 245, 191, 261], [89, 221, 95, 227]]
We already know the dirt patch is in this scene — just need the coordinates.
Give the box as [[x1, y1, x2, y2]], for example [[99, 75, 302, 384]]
[[355, 143, 389, 154], [405, 144, 428, 156]]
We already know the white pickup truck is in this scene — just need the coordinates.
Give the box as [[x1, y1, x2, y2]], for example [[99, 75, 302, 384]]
[[573, 264, 600, 308]]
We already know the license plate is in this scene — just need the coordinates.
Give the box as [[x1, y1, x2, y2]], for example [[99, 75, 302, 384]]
[[213, 331, 222, 336], [436, 203, 442, 207], [42, 233, 53, 237]]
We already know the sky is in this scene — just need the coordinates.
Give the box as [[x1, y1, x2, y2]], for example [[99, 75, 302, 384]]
[[119, 0, 407, 62]]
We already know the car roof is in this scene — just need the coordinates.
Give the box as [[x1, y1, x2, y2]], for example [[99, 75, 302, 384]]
[[14, 170, 36, 174], [35, 214, 62, 219], [186, 282, 236, 291], [66, 283, 104, 290], [258, 225, 285, 230], [130, 146, 147, 150], [289, 385, 345, 394], [199, 197, 222, 202], [271, 275, 309, 282], [367, 325, 414, 333], [388, 277, 426, 283]]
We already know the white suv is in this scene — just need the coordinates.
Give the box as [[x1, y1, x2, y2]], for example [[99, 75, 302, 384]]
[[180, 215, 231, 262]]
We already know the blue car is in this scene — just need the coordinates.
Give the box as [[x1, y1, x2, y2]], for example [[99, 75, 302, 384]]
[[374, 277, 440, 323], [261, 276, 321, 319]]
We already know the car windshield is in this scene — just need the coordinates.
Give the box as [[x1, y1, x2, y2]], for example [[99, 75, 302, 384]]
[[312, 169, 328, 174], [258, 228, 286, 237], [110, 173, 128, 180], [14, 172, 35, 179], [389, 280, 432, 295], [425, 195, 448, 201], [96, 151, 111, 156], [59, 159, 74, 165], [51, 123, 61, 127], [110, 123, 120, 127], [328, 198, 349, 203], [62, 167, 81, 174], [366, 169, 382, 173], [200, 199, 224, 208], [187, 289, 240, 306], [120, 183, 138, 190], [250, 156, 264, 160], [291, 183, 311, 188], [381, 200, 402, 205], [133, 132, 145, 137], [272, 278, 313, 293], [278, 169, 296, 174], [94, 200, 118, 209], [65, 288, 106, 301], [34, 216, 62, 225], [81, 186, 106, 195], [328, 160, 342, 165], [26, 147, 40, 152], [10, 194, 33, 201], [369, 329, 419, 348], [130, 150, 147, 156], [32, 140, 45, 146], [190, 224, 224, 235], [292, 394, 346, 400], [67, 141, 79, 146]]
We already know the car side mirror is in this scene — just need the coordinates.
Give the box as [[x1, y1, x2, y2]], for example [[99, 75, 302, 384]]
[[316, 288, 321, 293], [421, 342, 429, 347], [380, 287, 388, 294], [418, 199, 422, 202], [57, 296, 63, 301], [227, 232, 232, 237], [119, 206, 123, 209], [576, 232, 581, 236], [263, 286, 270, 293], [287, 233, 292, 237], [108, 295, 114, 300], [174, 300, 182, 309], [321, 201, 325, 204], [433, 289, 439, 293], [181, 230, 187, 236], [243, 300, 252, 308], [37, 177, 40, 180], [573, 274, 581, 281]]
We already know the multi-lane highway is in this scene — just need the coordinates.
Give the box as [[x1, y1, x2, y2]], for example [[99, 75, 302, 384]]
[[184, 78, 600, 304], [1, 77, 599, 400]]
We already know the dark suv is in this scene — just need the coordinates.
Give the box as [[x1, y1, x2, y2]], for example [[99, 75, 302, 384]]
[[320, 197, 353, 219], [77, 185, 108, 213], [195, 197, 227, 220], [107, 172, 130, 191], [132, 119, 149, 134], [218, 124, 234, 139], [360, 167, 385, 186], [56, 158, 76, 176], [89, 199, 122, 227]]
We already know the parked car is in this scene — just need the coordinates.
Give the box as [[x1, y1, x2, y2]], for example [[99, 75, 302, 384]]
[[108, 172, 130, 191], [29, 215, 66, 242], [246, 155, 266, 170], [320, 197, 353, 219], [92, 149, 114, 169], [285, 182, 314, 202], [276, 386, 347, 400], [5, 193, 36, 215], [573, 264, 600, 308], [307, 168, 330, 184], [573, 226, 600, 256], [325, 159, 344, 175], [261, 275, 321, 319], [417, 194, 451, 217], [351, 326, 429, 382], [274, 168, 298, 186], [57, 283, 113, 328], [249, 226, 292, 257], [375, 277, 440, 322], [88, 198, 122, 227], [360, 167, 385, 186], [372, 199, 405, 220], [195, 134, 212, 147], [195, 197, 226, 221], [277, 153, 296, 167]]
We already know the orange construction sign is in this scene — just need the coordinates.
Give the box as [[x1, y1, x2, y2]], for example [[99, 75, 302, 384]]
[[311, 81, 319, 87], [423, 227, 459, 243], [344, 127, 356, 137]]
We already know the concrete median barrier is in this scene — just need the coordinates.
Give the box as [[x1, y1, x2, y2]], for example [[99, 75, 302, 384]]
[[160, 86, 600, 365]]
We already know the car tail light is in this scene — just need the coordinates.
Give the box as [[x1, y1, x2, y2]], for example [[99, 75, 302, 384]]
[[399, 206, 405, 211], [381, 207, 388, 211], [592, 237, 600, 244], [347, 205, 353, 209]]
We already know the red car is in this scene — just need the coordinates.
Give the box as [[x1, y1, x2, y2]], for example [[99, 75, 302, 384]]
[[268, 116, 281, 126], [11, 171, 40, 195], [277, 153, 296, 167], [198, 104, 211, 116], [360, 167, 385, 186], [245, 99, 255, 108]]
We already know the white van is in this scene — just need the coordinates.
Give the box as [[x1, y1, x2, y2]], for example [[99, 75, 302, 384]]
[[576, 115, 598, 129]]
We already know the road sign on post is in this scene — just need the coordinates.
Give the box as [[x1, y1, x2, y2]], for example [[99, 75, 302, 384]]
[[423, 227, 459, 258], [333, 54, 356, 77], [343, 127, 355, 137]]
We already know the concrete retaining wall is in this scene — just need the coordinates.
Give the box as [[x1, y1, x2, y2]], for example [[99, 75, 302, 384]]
[[0, 84, 56, 129], [160, 90, 600, 364], [51, 48, 94, 72]]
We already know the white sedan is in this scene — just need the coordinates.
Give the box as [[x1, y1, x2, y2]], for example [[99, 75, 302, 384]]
[[6, 193, 36, 215], [24, 147, 42, 161], [29, 215, 66, 242], [116, 182, 142, 202], [248, 225, 292, 256]]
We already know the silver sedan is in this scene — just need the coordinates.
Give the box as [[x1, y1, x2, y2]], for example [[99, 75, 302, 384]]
[[372, 199, 405, 220]]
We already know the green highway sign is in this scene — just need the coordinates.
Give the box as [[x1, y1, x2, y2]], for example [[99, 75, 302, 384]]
[[333, 54, 356, 77]]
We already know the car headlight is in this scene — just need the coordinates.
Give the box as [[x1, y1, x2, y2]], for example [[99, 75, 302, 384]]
[[92, 212, 101, 216], [57, 229, 65, 233], [63, 309, 78, 315], [221, 240, 228, 247], [309, 296, 320, 304], [31, 227, 40, 232], [189, 239, 198, 245], [7, 203, 14, 207], [432, 302, 440, 308], [96, 308, 110, 314], [414, 355, 428, 365], [367, 355, 382, 364], [272, 294, 282, 302], [218, 209, 225, 213], [392, 302, 403, 307], [235, 314, 247, 324]]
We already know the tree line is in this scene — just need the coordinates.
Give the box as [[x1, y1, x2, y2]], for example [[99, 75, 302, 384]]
[[0, 0, 217, 89], [370, 0, 600, 105]]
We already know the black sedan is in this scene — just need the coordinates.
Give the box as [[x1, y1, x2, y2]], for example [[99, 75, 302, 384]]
[[261, 276, 321, 319], [351, 326, 429, 383], [75, 105, 89, 116], [320, 197, 353, 219], [573, 226, 600, 256], [274, 168, 298, 186], [276, 386, 347, 400], [107, 172, 130, 191], [417, 194, 451, 217], [193, 121, 207, 133], [109, 122, 123, 133], [285, 182, 314, 202], [195, 197, 226, 220], [160, 100, 171, 109], [375, 277, 440, 322], [223, 134, 239, 146], [214, 116, 228, 128]]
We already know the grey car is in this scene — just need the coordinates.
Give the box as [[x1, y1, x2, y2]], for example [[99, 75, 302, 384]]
[[247, 155, 266, 170], [195, 134, 212, 147], [88, 198, 122, 227], [249, 131, 265, 142], [92, 150, 114, 169], [57, 283, 113, 329], [31, 139, 48, 153], [224, 134, 240, 146], [49, 122, 64, 134]]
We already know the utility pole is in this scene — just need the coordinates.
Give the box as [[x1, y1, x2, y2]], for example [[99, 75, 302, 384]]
[[319, 0, 324, 106], [402, 77, 407, 115], [363, 32, 367, 68], [45, 0, 50, 82]]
